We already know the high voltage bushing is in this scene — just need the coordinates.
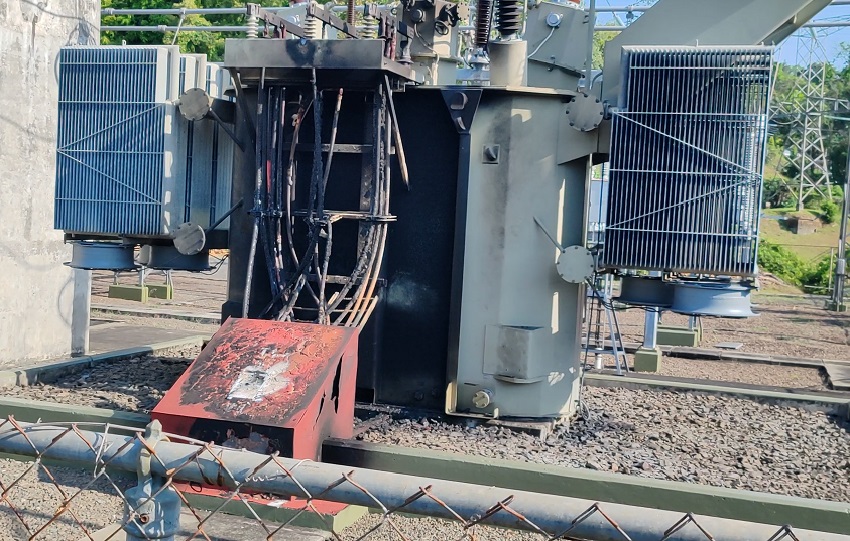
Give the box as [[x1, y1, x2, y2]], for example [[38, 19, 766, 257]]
[[475, 0, 493, 48], [496, 0, 522, 38]]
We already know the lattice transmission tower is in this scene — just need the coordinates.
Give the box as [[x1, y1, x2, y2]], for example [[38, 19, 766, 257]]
[[772, 30, 832, 210]]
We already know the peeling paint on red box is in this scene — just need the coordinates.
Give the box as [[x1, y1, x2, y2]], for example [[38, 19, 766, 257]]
[[153, 318, 358, 461]]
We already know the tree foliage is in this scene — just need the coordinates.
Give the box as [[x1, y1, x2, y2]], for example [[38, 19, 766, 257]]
[[101, 0, 297, 60], [758, 240, 837, 292]]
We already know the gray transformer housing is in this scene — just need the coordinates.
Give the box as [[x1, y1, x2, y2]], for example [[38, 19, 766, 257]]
[[446, 88, 586, 418]]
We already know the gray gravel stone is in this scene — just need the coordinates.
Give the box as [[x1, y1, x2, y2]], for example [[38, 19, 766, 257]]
[[341, 512, 545, 541], [356, 387, 850, 503], [5, 347, 200, 414], [0, 458, 130, 541]]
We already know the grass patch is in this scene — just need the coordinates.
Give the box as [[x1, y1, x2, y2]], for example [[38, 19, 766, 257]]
[[759, 217, 838, 262]]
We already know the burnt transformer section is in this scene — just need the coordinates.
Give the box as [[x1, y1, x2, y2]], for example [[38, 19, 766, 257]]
[[53, 0, 812, 426], [219, 12, 588, 417]]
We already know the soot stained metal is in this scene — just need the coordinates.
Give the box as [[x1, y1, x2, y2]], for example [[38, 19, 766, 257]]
[[152, 318, 358, 461]]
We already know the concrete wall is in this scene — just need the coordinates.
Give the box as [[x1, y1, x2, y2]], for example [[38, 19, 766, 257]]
[[0, 1, 99, 363]]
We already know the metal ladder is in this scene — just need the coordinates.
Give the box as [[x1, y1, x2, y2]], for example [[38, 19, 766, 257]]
[[583, 275, 628, 375]]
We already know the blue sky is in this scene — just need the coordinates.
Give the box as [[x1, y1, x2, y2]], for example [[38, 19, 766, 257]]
[[593, 1, 850, 67]]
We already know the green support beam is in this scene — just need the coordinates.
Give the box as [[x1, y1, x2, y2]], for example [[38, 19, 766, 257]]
[[322, 439, 850, 535], [181, 492, 366, 532], [0, 397, 149, 428]]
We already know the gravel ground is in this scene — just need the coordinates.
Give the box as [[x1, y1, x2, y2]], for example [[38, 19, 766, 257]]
[[615, 305, 850, 360], [342, 513, 544, 541], [655, 357, 827, 389], [357, 387, 850, 503], [0, 459, 129, 541], [91, 313, 221, 334], [4, 347, 199, 413]]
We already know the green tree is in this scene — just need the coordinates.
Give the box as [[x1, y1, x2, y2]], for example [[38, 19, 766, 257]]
[[592, 24, 617, 70], [101, 0, 295, 60]]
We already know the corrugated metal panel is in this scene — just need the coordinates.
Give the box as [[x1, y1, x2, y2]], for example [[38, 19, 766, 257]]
[[54, 47, 172, 236], [188, 62, 234, 231], [601, 46, 772, 277], [54, 47, 233, 238]]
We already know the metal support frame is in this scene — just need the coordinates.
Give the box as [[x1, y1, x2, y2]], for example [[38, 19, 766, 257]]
[[246, 3, 306, 38], [771, 30, 835, 209], [642, 307, 659, 350], [71, 269, 92, 357]]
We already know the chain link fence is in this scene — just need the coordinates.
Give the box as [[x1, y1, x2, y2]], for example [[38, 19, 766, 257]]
[[0, 416, 846, 541]]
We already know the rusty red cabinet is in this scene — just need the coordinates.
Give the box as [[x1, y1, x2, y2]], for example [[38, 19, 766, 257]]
[[152, 318, 358, 461]]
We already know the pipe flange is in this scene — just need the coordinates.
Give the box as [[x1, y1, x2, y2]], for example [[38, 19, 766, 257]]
[[557, 245, 594, 284], [565, 93, 603, 132], [177, 88, 213, 121]]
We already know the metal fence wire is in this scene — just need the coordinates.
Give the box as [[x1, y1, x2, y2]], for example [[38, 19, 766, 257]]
[[0, 417, 846, 541]]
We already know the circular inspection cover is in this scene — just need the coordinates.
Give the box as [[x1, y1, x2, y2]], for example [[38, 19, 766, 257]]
[[173, 222, 206, 256], [566, 93, 604, 132], [556, 245, 595, 284], [177, 88, 213, 121]]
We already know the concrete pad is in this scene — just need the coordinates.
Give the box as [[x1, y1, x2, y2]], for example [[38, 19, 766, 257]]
[[825, 362, 850, 391], [108, 284, 148, 303], [634, 347, 662, 372], [146, 283, 174, 300], [89, 324, 205, 354], [657, 325, 701, 347], [87, 509, 331, 541]]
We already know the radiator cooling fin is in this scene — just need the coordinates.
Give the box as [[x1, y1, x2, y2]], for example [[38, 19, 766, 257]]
[[601, 46, 773, 277]]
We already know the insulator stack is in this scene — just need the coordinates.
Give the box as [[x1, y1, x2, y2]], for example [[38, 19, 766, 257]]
[[496, 0, 522, 38], [347, 0, 356, 24], [475, 0, 493, 48], [304, 4, 322, 39], [246, 14, 259, 38], [362, 13, 379, 38]]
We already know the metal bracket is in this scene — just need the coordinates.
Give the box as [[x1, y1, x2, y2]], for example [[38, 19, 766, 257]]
[[534, 217, 594, 284], [441, 89, 482, 134], [247, 3, 307, 38], [533, 217, 565, 252], [123, 420, 181, 541]]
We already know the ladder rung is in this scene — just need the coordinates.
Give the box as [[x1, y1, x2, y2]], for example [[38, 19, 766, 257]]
[[295, 143, 372, 154]]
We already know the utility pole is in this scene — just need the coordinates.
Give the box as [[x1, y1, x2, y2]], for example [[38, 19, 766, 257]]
[[829, 134, 850, 312]]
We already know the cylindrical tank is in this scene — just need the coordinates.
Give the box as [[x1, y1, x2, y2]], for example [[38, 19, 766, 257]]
[[489, 40, 528, 86]]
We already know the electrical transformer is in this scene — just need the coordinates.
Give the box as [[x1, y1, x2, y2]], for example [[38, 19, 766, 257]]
[[52, 0, 823, 424]]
